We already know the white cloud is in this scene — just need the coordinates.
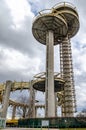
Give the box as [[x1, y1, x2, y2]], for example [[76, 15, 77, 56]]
[[76, 83, 86, 110], [0, 46, 42, 81], [6, 0, 33, 28]]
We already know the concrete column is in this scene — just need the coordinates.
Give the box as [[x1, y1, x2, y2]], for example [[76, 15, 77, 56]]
[[45, 30, 55, 117], [28, 81, 35, 118], [12, 105, 16, 119], [22, 106, 27, 118], [55, 93, 57, 116], [35, 107, 37, 118], [2, 80, 12, 118]]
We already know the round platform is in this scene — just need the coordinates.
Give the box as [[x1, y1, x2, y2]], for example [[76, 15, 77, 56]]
[[52, 2, 80, 38], [32, 11, 68, 45], [33, 72, 65, 92]]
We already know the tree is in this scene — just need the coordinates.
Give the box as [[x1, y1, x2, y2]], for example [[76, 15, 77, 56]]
[[82, 108, 86, 113], [16, 95, 30, 118], [77, 109, 86, 117]]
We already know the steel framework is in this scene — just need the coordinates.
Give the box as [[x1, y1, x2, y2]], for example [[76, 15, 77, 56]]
[[32, 2, 80, 117]]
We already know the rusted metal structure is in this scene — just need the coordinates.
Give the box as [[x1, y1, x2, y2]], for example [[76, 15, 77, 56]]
[[0, 2, 80, 119], [52, 2, 79, 117], [32, 2, 79, 117], [0, 81, 44, 119]]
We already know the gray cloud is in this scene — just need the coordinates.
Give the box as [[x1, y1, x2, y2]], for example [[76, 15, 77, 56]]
[[0, 0, 45, 60], [0, 0, 86, 117]]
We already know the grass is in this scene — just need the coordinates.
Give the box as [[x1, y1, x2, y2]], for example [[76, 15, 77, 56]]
[[60, 128, 86, 130], [35, 128, 86, 130]]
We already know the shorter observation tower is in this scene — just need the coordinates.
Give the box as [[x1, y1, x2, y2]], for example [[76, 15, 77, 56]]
[[32, 2, 79, 117]]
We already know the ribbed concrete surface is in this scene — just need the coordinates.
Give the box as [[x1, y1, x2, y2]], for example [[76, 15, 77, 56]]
[[2, 128, 35, 130], [2, 128, 60, 130]]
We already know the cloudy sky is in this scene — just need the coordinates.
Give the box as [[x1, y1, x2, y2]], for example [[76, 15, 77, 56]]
[[0, 0, 86, 116]]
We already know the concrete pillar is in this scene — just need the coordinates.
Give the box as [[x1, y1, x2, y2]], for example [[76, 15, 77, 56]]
[[22, 106, 27, 118], [45, 30, 55, 117], [28, 81, 35, 118], [2, 80, 12, 118], [35, 107, 37, 118], [55, 93, 57, 116], [12, 105, 16, 119]]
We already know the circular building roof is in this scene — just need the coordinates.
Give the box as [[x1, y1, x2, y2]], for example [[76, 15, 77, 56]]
[[32, 10, 68, 45], [32, 72, 65, 92], [52, 2, 80, 38]]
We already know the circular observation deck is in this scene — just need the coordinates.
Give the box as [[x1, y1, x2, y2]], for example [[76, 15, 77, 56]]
[[32, 72, 65, 92], [52, 2, 80, 38], [32, 9, 68, 45]]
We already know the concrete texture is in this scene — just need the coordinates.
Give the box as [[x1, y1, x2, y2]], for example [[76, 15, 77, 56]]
[[2, 81, 12, 118], [45, 30, 55, 117], [2, 128, 60, 130]]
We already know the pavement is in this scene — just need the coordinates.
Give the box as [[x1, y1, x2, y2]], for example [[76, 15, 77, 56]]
[[1, 128, 36, 130], [1, 128, 60, 130], [1, 128, 35, 130], [1, 128, 38, 130]]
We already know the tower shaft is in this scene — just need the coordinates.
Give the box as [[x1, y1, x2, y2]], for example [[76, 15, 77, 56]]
[[60, 36, 76, 117], [28, 81, 35, 118], [45, 30, 55, 117]]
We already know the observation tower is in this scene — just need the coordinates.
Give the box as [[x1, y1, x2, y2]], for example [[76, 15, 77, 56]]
[[32, 2, 79, 117]]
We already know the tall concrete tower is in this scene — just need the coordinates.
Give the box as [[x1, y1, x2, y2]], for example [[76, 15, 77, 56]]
[[52, 2, 79, 117], [32, 2, 79, 117]]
